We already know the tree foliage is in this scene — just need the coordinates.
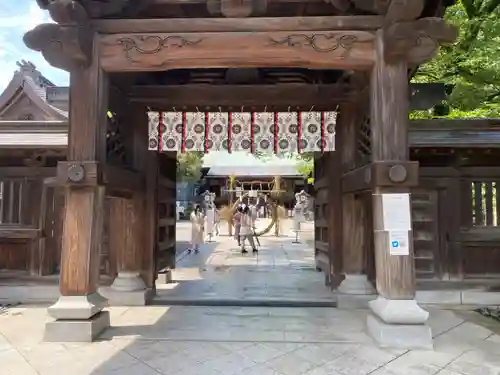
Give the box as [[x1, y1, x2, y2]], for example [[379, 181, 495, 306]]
[[412, 0, 500, 118], [254, 1, 500, 177], [176, 152, 204, 182]]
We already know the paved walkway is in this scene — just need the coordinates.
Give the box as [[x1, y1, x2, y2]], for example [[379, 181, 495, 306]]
[[3, 220, 500, 374], [156, 220, 332, 305], [2, 304, 500, 375]]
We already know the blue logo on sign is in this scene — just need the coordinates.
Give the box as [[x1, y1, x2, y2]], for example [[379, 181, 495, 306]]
[[391, 241, 399, 248]]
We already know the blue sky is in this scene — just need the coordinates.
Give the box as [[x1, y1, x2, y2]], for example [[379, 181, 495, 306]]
[[0, 1, 69, 90]]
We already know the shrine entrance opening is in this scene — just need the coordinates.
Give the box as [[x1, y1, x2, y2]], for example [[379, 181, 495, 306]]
[[23, 0, 457, 347], [145, 108, 337, 304]]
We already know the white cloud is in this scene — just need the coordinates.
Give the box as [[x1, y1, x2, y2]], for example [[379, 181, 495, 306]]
[[0, 1, 69, 91]]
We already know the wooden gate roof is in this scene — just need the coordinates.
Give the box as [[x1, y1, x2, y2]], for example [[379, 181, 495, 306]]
[[2, 118, 499, 149]]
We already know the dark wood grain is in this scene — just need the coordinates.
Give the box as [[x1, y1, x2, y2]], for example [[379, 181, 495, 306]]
[[99, 31, 376, 72], [370, 29, 415, 299], [59, 35, 109, 296]]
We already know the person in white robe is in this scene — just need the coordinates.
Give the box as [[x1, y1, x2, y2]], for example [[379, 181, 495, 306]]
[[214, 207, 220, 236], [189, 204, 205, 253]]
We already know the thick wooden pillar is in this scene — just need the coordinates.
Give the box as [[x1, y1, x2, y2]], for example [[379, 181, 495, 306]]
[[328, 150, 343, 287], [103, 103, 153, 304], [366, 29, 431, 348], [370, 31, 415, 300], [58, 49, 107, 298], [137, 108, 159, 289], [337, 104, 375, 299], [44, 35, 111, 342]]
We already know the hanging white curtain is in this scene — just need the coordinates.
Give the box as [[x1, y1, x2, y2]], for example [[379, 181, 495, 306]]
[[148, 111, 336, 153]]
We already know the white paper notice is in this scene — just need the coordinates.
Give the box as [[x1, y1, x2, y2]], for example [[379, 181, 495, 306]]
[[381, 193, 412, 230], [389, 230, 410, 256]]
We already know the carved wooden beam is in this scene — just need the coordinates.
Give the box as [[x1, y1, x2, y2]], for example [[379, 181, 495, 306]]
[[92, 16, 385, 33], [383, 17, 458, 64], [99, 31, 376, 72], [23, 23, 92, 71]]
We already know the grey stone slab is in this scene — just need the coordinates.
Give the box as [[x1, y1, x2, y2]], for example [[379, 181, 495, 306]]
[[461, 290, 500, 305], [0, 285, 60, 305], [44, 311, 110, 342], [99, 287, 154, 306], [337, 293, 376, 309], [416, 290, 462, 305], [366, 313, 433, 350]]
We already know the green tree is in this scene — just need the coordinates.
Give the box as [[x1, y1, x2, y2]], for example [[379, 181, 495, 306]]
[[255, 151, 315, 183], [412, 0, 500, 118], [176, 152, 204, 182]]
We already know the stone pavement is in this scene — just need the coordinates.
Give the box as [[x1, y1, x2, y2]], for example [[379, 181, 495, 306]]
[[2, 303, 500, 375], [156, 220, 332, 305], [3, 220, 500, 374]]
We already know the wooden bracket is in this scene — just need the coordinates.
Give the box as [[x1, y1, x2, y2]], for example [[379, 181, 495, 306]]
[[23, 23, 92, 72], [383, 17, 458, 64], [55, 161, 145, 193], [342, 161, 419, 193], [25, 1, 94, 72], [385, 0, 425, 23]]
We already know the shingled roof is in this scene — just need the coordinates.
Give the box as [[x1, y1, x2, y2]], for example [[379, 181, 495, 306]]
[[0, 60, 68, 120]]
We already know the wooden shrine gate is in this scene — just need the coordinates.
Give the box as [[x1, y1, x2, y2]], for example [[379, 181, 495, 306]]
[[23, 0, 457, 347]]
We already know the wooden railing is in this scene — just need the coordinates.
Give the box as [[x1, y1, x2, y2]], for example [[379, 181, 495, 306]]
[[0, 178, 33, 225]]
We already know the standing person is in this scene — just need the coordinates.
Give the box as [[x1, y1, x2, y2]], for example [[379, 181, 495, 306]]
[[240, 205, 258, 254], [189, 204, 205, 253], [214, 206, 220, 236], [233, 205, 243, 246]]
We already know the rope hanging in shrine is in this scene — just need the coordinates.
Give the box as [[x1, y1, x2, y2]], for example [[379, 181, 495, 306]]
[[148, 111, 336, 154]]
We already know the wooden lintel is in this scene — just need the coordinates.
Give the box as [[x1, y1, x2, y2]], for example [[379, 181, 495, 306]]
[[93, 16, 384, 34], [0, 167, 56, 178], [420, 166, 500, 179], [129, 83, 356, 109], [341, 164, 372, 193], [0, 227, 41, 240], [99, 31, 375, 72], [342, 161, 419, 193], [102, 166, 145, 193], [54, 161, 144, 193]]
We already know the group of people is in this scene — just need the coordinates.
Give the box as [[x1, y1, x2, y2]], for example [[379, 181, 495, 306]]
[[232, 204, 258, 254], [188, 204, 220, 253], [189, 203, 258, 255]]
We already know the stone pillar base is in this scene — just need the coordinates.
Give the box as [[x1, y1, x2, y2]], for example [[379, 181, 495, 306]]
[[47, 293, 108, 320], [110, 271, 147, 292], [337, 274, 376, 295], [157, 270, 173, 284], [99, 287, 154, 306], [45, 311, 110, 342], [366, 314, 433, 349], [366, 296, 433, 349], [336, 275, 376, 309], [100, 272, 153, 306]]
